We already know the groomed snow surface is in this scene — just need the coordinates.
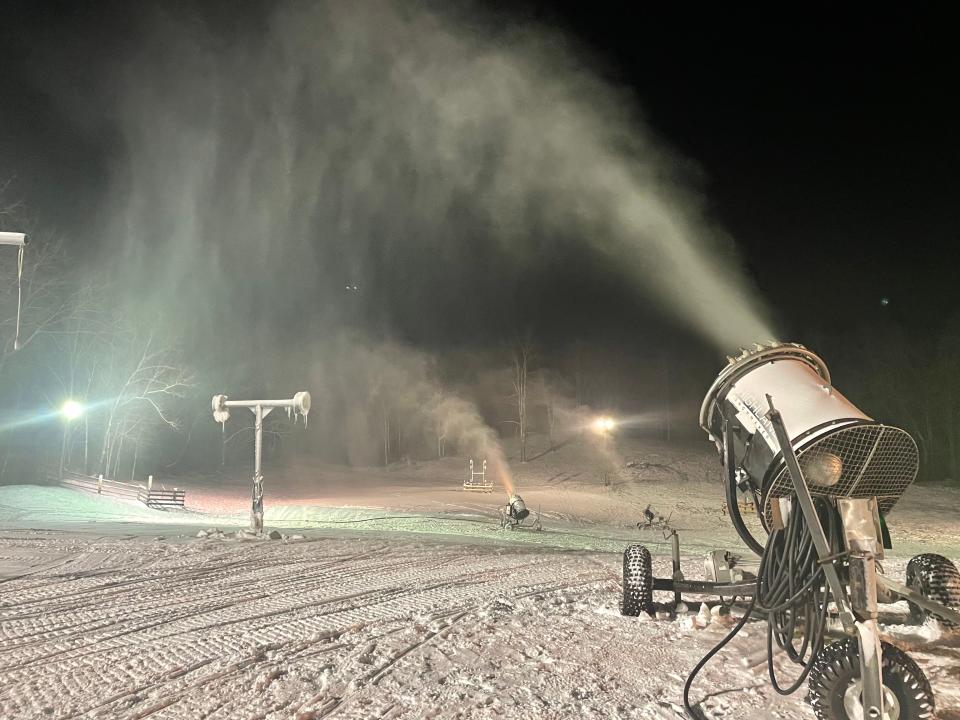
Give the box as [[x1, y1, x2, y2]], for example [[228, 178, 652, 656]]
[[1, 437, 959, 719]]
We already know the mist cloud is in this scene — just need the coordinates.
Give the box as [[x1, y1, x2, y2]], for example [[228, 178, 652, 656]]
[[105, 0, 774, 356]]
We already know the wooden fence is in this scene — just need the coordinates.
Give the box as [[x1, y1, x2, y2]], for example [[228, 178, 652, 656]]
[[137, 487, 186, 509], [54, 469, 186, 510]]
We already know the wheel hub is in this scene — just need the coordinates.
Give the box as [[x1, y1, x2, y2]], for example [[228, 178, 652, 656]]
[[843, 681, 901, 720]]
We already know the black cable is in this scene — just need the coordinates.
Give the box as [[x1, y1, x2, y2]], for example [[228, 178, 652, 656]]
[[682, 594, 758, 719], [759, 499, 841, 695], [683, 498, 844, 718], [683, 530, 773, 719]]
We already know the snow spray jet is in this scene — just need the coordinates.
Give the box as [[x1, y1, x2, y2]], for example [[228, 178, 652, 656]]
[[299, 334, 513, 484], [427, 394, 514, 495], [101, 0, 774, 389]]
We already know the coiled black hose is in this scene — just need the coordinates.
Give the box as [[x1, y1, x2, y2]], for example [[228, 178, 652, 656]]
[[683, 498, 843, 718], [759, 498, 841, 694]]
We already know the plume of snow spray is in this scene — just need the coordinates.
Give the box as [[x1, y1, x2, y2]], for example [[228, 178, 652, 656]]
[[93, 0, 780, 473], [427, 393, 514, 494], [105, 0, 774, 359]]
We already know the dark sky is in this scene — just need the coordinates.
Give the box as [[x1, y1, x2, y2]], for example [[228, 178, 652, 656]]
[[2, 2, 958, 348], [538, 5, 959, 340]]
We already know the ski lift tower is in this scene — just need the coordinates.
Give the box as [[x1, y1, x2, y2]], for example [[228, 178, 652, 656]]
[[0, 232, 27, 350], [211, 391, 311, 534]]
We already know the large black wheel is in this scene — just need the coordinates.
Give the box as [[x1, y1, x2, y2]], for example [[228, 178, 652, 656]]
[[905, 553, 960, 628], [622, 544, 653, 616], [808, 639, 935, 720]]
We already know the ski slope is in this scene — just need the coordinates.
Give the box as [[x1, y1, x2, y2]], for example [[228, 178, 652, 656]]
[[1, 436, 959, 719], [1, 527, 958, 719]]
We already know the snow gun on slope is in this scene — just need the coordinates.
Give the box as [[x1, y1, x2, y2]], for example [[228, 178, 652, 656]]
[[499, 494, 542, 531], [620, 342, 960, 720]]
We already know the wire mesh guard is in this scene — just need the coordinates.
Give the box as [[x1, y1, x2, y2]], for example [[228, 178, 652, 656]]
[[763, 424, 919, 529]]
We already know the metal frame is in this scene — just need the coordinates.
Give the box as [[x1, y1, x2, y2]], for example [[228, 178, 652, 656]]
[[464, 459, 493, 492], [877, 576, 960, 626], [211, 392, 310, 533], [766, 395, 884, 719], [645, 521, 758, 600], [651, 577, 756, 597]]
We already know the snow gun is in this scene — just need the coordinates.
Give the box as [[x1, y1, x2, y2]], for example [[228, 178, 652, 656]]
[[499, 493, 542, 531], [621, 342, 960, 720]]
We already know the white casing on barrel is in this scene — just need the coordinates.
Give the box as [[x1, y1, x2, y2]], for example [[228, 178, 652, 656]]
[[720, 355, 870, 456], [701, 343, 919, 530]]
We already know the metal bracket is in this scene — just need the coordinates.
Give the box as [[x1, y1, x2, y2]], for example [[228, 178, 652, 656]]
[[877, 575, 960, 626]]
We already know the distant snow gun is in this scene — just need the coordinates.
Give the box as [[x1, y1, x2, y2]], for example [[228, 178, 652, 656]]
[[500, 493, 541, 531], [620, 342, 960, 720]]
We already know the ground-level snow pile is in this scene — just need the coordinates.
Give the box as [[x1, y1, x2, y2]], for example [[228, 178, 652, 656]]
[[3, 529, 958, 719]]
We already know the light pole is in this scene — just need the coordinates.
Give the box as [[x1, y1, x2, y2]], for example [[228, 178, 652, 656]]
[[211, 392, 311, 534], [0, 231, 26, 351], [59, 399, 84, 478], [591, 415, 617, 486]]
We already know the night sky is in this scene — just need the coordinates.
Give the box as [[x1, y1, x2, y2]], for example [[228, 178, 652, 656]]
[[2, 2, 958, 346]]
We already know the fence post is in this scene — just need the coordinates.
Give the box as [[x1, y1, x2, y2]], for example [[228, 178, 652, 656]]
[[148, 475, 153, 492], [97, 474, 103, 494]]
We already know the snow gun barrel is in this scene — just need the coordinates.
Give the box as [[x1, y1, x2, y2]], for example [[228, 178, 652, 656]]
[[507, 494, 529, 521], [0, 231, 27, 246], [699, 342, 918, 554]]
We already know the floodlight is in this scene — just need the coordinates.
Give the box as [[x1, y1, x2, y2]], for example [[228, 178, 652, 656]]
[[592, 416, 616, 434], [61, 400, 84, 420]]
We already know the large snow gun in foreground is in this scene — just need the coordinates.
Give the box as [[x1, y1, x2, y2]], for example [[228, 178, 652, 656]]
[[621, 343, 960, 720]]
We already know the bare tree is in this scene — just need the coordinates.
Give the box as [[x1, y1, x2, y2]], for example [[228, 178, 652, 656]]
[[507, 336, 535, 462], [570, 339, 585, 408], [95, 329, 194, 480], [539, 369, 570, 451]]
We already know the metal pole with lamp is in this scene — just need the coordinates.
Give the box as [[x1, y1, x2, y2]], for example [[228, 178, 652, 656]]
[[58, 399, 84, 477], [0, 231, 27, 351]]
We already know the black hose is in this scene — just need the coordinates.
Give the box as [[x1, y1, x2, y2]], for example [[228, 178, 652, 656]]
[[683, 497, 843, 718], [723, 430, 765, 556], [683, 529, 773, 719], [758, 499, 840, 695], [725, 470, 765, 556]]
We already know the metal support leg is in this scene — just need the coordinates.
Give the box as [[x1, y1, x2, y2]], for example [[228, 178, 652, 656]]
[[670, 529, 683, 607], [851, 554, 885, 719], [855, 619, 885, 719], [252, 404, 264, 534], [765, 396, 856, 630]]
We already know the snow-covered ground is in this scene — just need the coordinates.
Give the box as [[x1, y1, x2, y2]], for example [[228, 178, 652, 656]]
[[1, 437, 958, 719]]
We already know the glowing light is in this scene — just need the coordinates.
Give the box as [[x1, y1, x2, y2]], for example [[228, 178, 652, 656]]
[[800, 450, 843, 487], [61, 400, 84, 420], [592, 416, 616, 434]]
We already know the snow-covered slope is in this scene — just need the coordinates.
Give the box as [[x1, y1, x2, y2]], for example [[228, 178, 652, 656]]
[[2, 531, 957, 720], [1, 437, 958, 718]]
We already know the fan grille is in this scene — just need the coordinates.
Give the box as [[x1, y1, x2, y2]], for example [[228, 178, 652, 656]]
[[763, 424, 918, 529]]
